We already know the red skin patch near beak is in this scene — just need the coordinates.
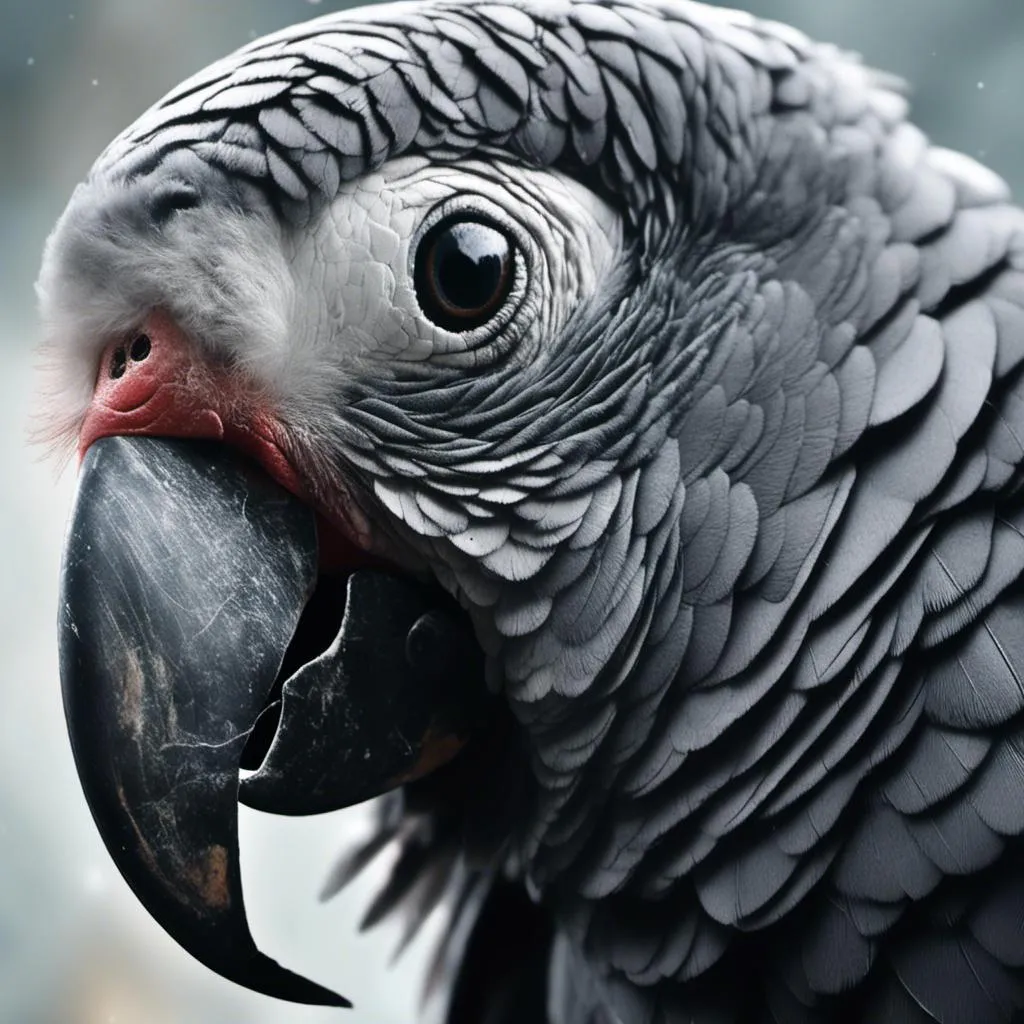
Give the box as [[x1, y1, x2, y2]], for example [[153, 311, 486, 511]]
[[78, 311, 370, 574]]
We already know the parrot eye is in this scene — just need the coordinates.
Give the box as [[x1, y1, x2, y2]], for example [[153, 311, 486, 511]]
[[414, 217, 515, 332]]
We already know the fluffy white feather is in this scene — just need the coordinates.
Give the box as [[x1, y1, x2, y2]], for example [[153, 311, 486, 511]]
[[34, 173, 295, 452]]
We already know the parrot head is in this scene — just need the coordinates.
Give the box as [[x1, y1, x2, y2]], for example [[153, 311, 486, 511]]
[[40, 1, 1012, 1019]]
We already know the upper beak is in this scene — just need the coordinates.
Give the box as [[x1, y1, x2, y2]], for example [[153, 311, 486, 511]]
[[59, 435, 343, 1004], [59, 436, 487, 1006]]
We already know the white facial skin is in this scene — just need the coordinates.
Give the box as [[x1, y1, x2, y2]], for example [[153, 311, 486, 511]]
[[261, 155, 623, 415]]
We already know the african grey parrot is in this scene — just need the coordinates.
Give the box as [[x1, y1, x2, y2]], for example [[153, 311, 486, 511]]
[[35, 0, 1024, 1021]]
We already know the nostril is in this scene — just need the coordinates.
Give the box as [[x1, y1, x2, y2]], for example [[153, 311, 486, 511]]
[[130, 334, 152, 362], [109, 347, 127, 379]]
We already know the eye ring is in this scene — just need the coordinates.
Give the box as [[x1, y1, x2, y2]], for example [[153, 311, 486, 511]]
[[413, 216, 515, 333]]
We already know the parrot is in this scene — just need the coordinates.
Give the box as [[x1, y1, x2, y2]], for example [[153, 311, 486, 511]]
[[34, 0, 1024, 1021]]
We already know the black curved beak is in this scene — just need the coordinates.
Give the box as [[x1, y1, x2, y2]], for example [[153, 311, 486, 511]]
[[59, 436, 342, 1005], [59, 436, 488, 1006]]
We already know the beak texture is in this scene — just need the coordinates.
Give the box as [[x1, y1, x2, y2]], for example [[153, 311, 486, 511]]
[[59, 436, 347, 1006], [240, 568, 488, 815]]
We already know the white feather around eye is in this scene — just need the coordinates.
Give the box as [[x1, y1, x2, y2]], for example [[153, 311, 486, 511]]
[[281, 156, 623, 390]]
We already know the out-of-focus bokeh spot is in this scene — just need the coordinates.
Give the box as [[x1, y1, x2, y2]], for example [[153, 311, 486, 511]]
[[1, 1, 1020, 1021]]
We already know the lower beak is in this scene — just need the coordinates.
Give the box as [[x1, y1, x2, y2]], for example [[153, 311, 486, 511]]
[[59, 436, 343, 1005]]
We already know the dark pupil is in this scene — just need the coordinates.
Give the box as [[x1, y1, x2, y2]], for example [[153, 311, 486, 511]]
[[432, 223, 507, 311], [417, 219, 512, 331]]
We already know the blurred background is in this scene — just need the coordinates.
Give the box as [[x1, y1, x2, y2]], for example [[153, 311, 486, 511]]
[[0, 1, 1021, 1022]]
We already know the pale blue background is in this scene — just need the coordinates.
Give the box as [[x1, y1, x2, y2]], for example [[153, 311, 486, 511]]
[[0, 2, 1020, 1021]]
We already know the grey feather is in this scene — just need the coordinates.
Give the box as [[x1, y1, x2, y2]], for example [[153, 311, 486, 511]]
[[35, 1, 1024, 1022]]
